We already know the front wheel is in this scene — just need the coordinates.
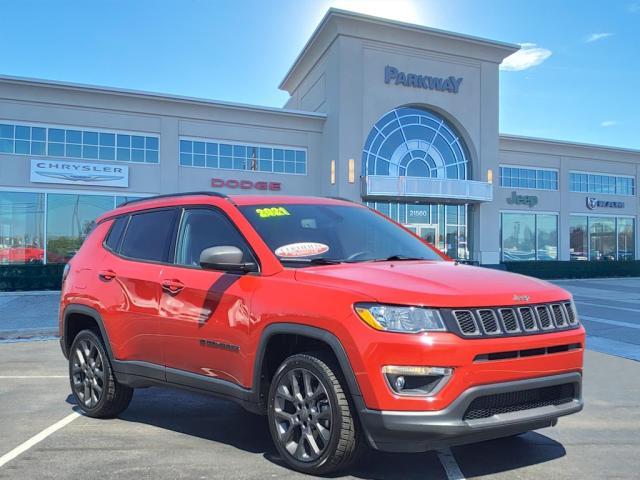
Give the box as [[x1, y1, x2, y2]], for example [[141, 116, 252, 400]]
[[267, 353, 362, 475], [69, 329, 133, 418]]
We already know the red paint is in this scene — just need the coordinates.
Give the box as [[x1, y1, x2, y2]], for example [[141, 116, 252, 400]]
[[62, 194, 585, 413]]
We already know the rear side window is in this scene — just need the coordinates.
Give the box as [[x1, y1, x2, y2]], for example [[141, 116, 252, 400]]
[[104, 216, 128, 252], [120, 209, 179, 262]]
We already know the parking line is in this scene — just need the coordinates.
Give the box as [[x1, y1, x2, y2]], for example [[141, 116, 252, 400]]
[[0, 375, 67, 379], [436, 448, 465, 480], [0, 411, 81, 468], [580, 315, 640, 330]]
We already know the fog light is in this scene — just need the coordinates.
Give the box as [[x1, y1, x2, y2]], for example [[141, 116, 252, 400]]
[[382, 365, 453, 396]]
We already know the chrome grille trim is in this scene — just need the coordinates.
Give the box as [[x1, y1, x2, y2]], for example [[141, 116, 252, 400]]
[[518, 307, 538, 332], [450, 302, 580, 338], [498, 308, 521, 333], [453, 310, 481, 336], [477, 309, 501, 335]]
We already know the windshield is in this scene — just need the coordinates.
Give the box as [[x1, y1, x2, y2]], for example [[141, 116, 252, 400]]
[[238, 203, 443, 266]]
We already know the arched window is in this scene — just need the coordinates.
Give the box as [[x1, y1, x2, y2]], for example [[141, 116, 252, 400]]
[[362, 106, 469, 180]]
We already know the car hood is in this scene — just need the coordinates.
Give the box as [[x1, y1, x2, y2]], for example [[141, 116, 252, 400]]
[[294, 261, 569, 307]]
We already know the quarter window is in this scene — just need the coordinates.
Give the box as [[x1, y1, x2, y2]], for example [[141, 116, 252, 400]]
[[120, 209, 179, 262], [175, 209, 253, 268]]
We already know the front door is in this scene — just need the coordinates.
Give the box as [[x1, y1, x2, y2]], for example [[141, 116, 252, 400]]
[[158, 207, 259, 387]]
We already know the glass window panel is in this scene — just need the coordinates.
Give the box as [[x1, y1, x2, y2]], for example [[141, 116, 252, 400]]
[[82, 145, 98, 159], [193, 154, 205, 167], [15, 126, 30, 140], [131, 149, 145, 162], [83, 131, 99, 145], [117, 134, 130, 148], [284, 162, 295, 173], [220, 144, 232, 156], [501, 213, 535, 261], [0, 192, 45, 265], [31, 142, 47, 155], [285, 150, 295, 161], [206, 142, 217, 155], [233, 145, 246, 157], [117, 148, 130, 161], [193, 141, 205, 154], [259, 147, 272, 159], [179, 153, 192, 166], [145, 136, 159, 150], [0, 138, 13, 153], [99, 146, 115, 160], [273, 161, 284, 173], [66, 144, 81, 158], [206, 155, 218, 168], [48, 128, 64, 142], [46, 194, 113, 263], [48, 142, 64, 156], [120, 209, 178, 262], [274, 149, 284, 160], [295, 151, 306, 163], [0, 124, 14, 138], [145, 149, 158, 163], [99, 133, 115, 146], [32, 127, 46, 141], [536, 214, 557, 260], [259, 160, 273, 172], [220, 156, 232, 168], [66, 130, 82, 144], [15, 140, 30, 154], [233, 158, 245, 170], [589, 217, 616, 261], [617, 218, 635, 261], [295, 163, 306, 174], [179, 139, 192, 153], [131, 136, 145, 149], [570, 216, 588, 261]]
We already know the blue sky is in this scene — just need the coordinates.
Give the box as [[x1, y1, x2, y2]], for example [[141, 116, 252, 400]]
[[2, 0, 639, 149]]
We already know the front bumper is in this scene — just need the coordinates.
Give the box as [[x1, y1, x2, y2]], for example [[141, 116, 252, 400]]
[[358, 372, 583, 452]]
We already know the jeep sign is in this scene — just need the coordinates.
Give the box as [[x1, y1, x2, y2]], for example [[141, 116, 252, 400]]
[[506, 191, 538, 208]]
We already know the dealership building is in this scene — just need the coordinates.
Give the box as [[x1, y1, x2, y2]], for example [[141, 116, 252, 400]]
[[1, 8, 638, 267]]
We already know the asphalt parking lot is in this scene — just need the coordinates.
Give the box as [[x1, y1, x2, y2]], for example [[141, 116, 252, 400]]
[[1, 277, 640, 479]]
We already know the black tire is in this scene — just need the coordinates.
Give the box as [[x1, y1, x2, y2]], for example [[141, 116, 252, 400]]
[[267, 352, 363, 475], [68, 329, 133, 418]]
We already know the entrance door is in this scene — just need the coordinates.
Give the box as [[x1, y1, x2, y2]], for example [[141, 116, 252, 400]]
[[417, 225, 437, 246]]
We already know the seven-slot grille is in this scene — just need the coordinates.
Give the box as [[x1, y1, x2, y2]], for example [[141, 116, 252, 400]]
[[452, 302, 578, 338]]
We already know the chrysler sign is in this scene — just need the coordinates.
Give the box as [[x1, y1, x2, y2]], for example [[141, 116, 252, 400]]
[[30, 160, 129, 187], [384, 65, 463, 94]]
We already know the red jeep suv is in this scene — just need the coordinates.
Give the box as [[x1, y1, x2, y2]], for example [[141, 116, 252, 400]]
[[59, 192, 584, 475]]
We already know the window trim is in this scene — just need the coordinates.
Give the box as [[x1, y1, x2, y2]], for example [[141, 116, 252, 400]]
[[172, 205, 261, 273], [0, 119, 160, 165], [178, 135, 308, 176], [498, 165, 559, 191]]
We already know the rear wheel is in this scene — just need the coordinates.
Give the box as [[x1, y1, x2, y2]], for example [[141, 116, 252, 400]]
[[267, 353, 362, 475], [69, 329, 133, 418]]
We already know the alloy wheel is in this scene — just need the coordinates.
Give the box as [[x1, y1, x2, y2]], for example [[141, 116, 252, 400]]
[[71, 338, 105, 408], [273, 368, 332, 462]]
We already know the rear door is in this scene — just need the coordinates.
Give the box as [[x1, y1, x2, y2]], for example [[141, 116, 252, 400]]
[[158, 206, 260, 387], [102, 208, 180, 367]]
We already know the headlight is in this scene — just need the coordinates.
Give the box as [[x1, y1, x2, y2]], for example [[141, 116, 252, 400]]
[[355, 303, 446, 333]]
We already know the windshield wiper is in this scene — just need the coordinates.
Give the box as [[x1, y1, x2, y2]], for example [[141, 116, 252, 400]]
[[278, 257, 344, 265], [371, 255, 427, 262]]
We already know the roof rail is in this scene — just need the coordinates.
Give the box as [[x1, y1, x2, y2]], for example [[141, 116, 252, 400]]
[[119, 191, 229, 207], [327, 196, 357, 203]]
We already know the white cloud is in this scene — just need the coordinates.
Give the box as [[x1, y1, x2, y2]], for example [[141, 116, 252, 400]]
[[500, 43, 552, 71], [586, 32, 614, 43], [601, 120, 618, 127]]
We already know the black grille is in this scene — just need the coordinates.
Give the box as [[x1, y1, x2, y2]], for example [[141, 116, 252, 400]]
[[499, 309, 520, 333], [564, 302, 577, 325], [536, 306, 553, 329], [463, 383, 576, 421], [551, 304, 567, 327], [454, 310, 479, 335], [477, 309, 500, 334], [519, 307, 537, 331]]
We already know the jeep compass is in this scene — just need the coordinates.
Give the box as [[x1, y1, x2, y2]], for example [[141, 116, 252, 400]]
[[59, 192, 584, 475]]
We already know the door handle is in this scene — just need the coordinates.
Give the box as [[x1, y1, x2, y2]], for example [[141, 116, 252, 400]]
[[162, 279, 185, 294], [98, 269, 116, 281]]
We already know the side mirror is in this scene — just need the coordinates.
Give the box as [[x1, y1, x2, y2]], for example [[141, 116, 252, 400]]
[[199, 246, 258, 273]]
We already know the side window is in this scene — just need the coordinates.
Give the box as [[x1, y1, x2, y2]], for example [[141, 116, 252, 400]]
[[120, 209, 178, 262], [104, 216, 128, 252], [175, 208, 253, 268]]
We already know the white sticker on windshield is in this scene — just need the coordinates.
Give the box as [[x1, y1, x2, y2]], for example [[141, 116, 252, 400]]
[[275, 242, 329, 258]]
